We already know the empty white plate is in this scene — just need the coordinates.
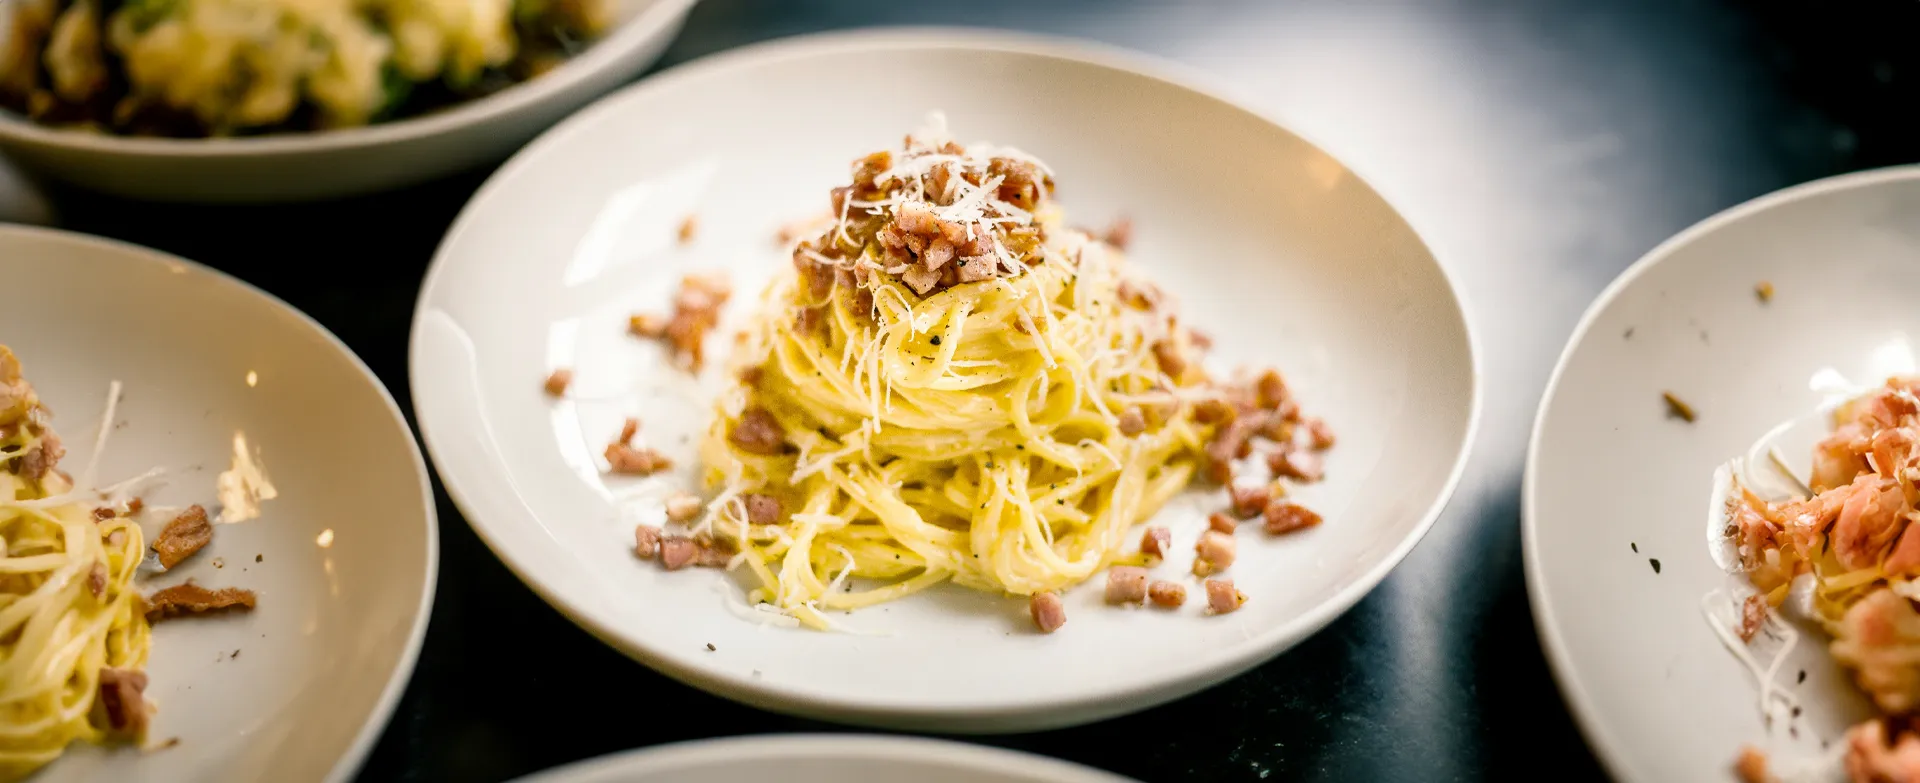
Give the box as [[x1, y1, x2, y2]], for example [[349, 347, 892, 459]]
[[411, 29, 1478, 732], [1526, 166, 1920, 780], [511, 735, 1136, 783], [0, 225, 436, 782]]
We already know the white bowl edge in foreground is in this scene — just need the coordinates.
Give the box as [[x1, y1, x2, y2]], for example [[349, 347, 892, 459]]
[[509, 735, 1139, 783]]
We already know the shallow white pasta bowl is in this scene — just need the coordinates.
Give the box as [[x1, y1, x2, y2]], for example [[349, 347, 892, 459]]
[[411, 29, 1479, 732], [0, 225, 436, 781], [510, 735, 1137, 783], [1526, 166, 1920, 781], [0, 0, 697, 203]]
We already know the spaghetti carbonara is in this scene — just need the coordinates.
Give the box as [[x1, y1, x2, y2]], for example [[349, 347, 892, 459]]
[[0, 346, 152, 779], [659, 119, 1325, 632]]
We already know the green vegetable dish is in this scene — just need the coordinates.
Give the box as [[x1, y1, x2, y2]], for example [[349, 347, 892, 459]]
[[0, 0, 614, 137]]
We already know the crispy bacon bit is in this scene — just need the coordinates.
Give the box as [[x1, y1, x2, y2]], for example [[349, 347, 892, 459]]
[[1833, 475, 1907, 571], [1663, 391, 1697, 423], [1194, 531, 1237, 576], [1229, 485, 1272, 518], [1738, 594, 1767, 643], [1030, 592, 1067, 633], [1734, 746, 1768, 783], [729, 407, 788, 455], [618, 417, 640, 446], [605, 444, 672, 476], [744, 493, 782, 524], [1204, 417, 1263, 483], [1116, 407, 1147, 437], [1148, 581, 1186, 608], [664, 493, 703, 523], [1102, 218, 1134, 252], [97, 668, 149, 736], [144, 582, 256, 621], [91, 506, 114, 521], [1152, 340, 1188, 379], [900, 264, 942, 295], [1846, 720, 1920, 783], [1832, 588, 1920, 713], [1269, 449, 1324, 482], [954, 256, 995, 283], [633, 526, 662, 559], [88, 561, 107, 598], [1193, 398, 1234, 425], [629, 313, 668, 338], [677, 215, 699, 244], [1141, 526, 1172, 558], [1303, 417, 1336, 450], [1105, 566, 1150, 604], [1117, 279, 1159, 310], [638, 273, 733, 371], [152, 505, 212, 570], [659, 537, 700, 570], [13, 431, 63, 480], [795, 306, 829, 338], [126, 497, 143, 514], [1254, 370, 1289, 410], [1208, 512, 1237, 535], [543, 369, 573, 397], [794, 250, 838, 301], [1205, 579, 1246, 614], [1188, 330, 1214, 352], [1264, 500, 1323, 535], [738, 366, 765, 389]]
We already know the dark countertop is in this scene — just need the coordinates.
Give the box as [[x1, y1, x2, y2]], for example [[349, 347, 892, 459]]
[[6, 1, 1918, 780]]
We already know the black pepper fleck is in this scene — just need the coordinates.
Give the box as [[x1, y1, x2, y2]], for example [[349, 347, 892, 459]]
[[706, 643, 716, 651], [930, 336, 942, 346], [255, 554, 263, 563], [1649, 558, 1662, 574], [1798, 670, 1807, 684], [1624, 327, 1635, 340], [1631, 542, 1638, 553]]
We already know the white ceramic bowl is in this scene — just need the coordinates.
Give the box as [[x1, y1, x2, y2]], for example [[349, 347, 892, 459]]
[[411, 29, 1479, 732], [0, 225, 437, 782], [1526, 166, 1920, 781], [510, 735, 1138, 783], [0, 0, 696, 203]]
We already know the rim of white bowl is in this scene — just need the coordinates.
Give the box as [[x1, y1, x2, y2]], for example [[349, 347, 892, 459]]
[[1522, 163, 1920, 781], [0, 223, 441, 783], [509, 734, 1138, 783], [412, 26, 1484, 726], [0, 0, 699, 157]]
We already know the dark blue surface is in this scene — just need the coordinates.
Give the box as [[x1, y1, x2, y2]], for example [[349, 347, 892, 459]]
[[18, 1, 1920, 780]]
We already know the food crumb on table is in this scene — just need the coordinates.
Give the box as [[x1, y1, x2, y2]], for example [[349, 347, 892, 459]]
[[1755, 280, 1774, 303], [1662, 391, 1696, 423]]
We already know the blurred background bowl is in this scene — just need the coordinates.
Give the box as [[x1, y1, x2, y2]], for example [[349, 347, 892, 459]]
[[0, 0, 697, 203]]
